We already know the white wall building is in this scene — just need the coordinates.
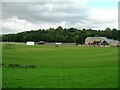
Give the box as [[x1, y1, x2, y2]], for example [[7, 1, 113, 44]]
[[26, 41, 35, 45]]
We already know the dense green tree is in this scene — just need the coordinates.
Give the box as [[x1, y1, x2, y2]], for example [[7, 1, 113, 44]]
[[74, 35, 79, 45], [2, 26, 120, 44], [112, 28, 118, 40]]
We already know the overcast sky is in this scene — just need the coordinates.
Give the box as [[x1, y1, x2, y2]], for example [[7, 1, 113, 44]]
[[1, 0, 119, 34]]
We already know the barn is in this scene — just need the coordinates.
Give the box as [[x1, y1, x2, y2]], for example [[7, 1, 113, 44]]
[[85, 37, 120, 46], [85, 37, 101, 45]]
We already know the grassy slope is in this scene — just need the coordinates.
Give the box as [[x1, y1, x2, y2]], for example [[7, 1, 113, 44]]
[[2, 43, 118, 88]]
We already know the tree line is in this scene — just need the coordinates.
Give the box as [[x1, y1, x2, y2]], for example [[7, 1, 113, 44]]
[[2, 26, 120, 44]]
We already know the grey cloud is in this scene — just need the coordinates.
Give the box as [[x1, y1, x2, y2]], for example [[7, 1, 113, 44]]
[[2, 27, 17, 34], [2, 2, 89, 24], [2, 1, 117, 34]]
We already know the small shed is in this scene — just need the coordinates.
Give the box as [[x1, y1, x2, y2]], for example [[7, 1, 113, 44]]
[[26, 41, 35, 45], [37, 41, 45, 45], [55, 43, 62, 47], [55, 43, 62, 45]]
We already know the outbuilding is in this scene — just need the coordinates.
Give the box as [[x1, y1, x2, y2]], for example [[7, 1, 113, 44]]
[[85, 37, 120, 47], [26, 41, 35, 45], [37, 41, 45, 45], [110, 40, 120, 47]]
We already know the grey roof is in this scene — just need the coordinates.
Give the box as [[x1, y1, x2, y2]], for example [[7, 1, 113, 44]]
[[86, 37, 120, 44], [98, 37, 113, 43]]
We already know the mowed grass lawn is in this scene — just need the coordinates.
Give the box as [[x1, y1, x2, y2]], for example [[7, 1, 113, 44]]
[[2, 43, 118, 88]]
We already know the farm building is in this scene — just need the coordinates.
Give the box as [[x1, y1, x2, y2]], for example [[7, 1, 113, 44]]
[[37, 41, 45, 45], [85, 37, 101, 45], [110, 40, 120, 46], [85, 37, 120, 46]]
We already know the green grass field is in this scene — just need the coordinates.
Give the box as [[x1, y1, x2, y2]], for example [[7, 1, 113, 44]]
[[2, 43, 118, 88], [0, 43, 2, 89]]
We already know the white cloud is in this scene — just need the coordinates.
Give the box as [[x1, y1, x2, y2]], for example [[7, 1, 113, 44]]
[[87, 8, 118, 29], [89, 8, 117, 23], [2, 16, 68, 34], [2, 16, 40, 34]]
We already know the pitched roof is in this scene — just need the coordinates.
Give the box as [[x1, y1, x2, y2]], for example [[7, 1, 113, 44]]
[[85, 37, 120, 45], [98, 37, 111, 43]]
